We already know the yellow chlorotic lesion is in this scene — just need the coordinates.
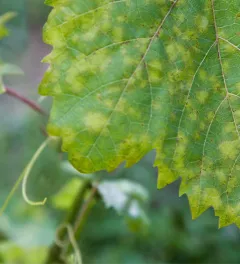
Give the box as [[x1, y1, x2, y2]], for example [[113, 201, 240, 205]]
[[189, 110, 198, 121], [149, 69, 163, 84], [202, 188, 223, 210], [222, 61, 230, 72], [83, 27, 99, 42], [112, 27, 124, 42], [103, 99, 114, 108], [100, 57, 112, 72], [152, 99, 162, 110], [196, 91, 208, 104], [193, 132, 200, 140], [123, 56, 139, 67], [219, 140, 239, 160], [221, 40, 235, 53], [200, 121, 206, 130], [216, 169, 228, 185], [116, 15, 125, 23], [224, 122, 236, 134], [195, 15, 209, 32], [149, 59, 162, 70], [115, 98, 127, 112], [199, 69, 207, 81], [166, 43, 178, 61], [235, 82, 240, 93], [84, 112, 108, 132], [233, 110, 240, 125], [207, 111, 215, 121], [175, 13, 185, 23], [139, 80, 148, 89], [227, 176, 239, 193]]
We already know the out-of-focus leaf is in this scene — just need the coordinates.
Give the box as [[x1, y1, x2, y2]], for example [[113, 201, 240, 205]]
[[0, 230, 8, 242], [98, 180, 149, 231], [0, 63, 23, 76], [126, 200, 149, 232], [0, 1, 28, 60], [98, 180, 148, 213], [0, 80, 5, 94], [0, 204, 56, 248], [0, 242, 47, 264], [51, 178, 83, 210], [0, 12, 16, 40], [0, 63, 23, 94], [0, 13, 23, 94]]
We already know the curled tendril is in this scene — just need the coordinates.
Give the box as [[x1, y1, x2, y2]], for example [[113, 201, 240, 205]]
[[0, 137, 52, 215], [21, 138, 51, 206], [55, 224, 82, 264]]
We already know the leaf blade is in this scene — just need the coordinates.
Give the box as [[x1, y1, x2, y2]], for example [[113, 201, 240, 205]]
[[40, 0, 240, 227]]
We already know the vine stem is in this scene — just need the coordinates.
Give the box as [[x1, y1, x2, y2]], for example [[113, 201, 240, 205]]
[[5, 87, 47, 116], [45, 180, 99, 264], [73, 184, 98, 235]]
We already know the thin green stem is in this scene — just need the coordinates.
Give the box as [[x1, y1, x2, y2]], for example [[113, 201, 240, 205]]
[[73, 185, 98, 236], [45, 180, 91, 264]]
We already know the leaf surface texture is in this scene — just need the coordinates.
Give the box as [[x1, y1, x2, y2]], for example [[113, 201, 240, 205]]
[[40, 0, 240, 227]]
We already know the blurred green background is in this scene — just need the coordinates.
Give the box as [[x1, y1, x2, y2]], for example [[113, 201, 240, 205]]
[[0, 0, 240, 263]]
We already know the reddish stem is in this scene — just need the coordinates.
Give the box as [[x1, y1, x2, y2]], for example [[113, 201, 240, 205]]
[[5, 87, 47, 116]]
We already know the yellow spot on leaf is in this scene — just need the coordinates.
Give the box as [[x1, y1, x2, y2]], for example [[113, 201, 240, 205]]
[[219, 140, 239, 160], [197, 91, 208, 104], [84, 112, 107, 132], [195, 15, 209, 32]]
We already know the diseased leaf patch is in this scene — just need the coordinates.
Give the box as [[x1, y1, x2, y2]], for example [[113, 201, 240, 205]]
[[40, 0, 240, 227]]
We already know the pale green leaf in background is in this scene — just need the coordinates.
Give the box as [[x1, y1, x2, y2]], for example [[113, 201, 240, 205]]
[[0, 13, 23, 94], [0, 63, 24, 94], [0, 81, 5, 94], [40, 0, 240, 227], [51, 178, 83, 210], [98, 179, 148, 212], [0, 243, 47, 263], [97, 179, 149, 231], [0, 63, 23, 76], [0, 12, 16, 40]]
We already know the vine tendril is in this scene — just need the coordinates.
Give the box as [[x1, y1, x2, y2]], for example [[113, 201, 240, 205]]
[[0, 137, 52, 215]]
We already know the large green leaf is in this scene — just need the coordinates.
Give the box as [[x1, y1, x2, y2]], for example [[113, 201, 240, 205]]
[[40, 0, 240, 227]]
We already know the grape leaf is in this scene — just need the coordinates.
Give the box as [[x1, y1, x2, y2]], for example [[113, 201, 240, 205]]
[[40, 0, 240, 227]]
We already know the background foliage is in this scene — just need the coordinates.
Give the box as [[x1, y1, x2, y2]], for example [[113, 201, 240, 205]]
[[0, 0, 240, 263]]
